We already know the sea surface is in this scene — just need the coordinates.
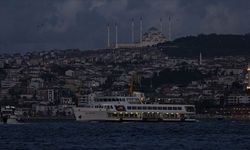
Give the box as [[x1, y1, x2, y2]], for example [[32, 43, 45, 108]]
[[1, 121, 250, 150]]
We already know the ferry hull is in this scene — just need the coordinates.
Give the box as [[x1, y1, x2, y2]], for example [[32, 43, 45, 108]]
[[73, 107, 118, 122], [0, 116, 19, 124], [73, 108, 197, 122]]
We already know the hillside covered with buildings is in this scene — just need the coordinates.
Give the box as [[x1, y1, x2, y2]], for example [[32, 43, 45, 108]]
[[1, 33, 250, 118]]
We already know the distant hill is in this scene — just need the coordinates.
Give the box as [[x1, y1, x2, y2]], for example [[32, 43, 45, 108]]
[[157, 33, 250, 57]]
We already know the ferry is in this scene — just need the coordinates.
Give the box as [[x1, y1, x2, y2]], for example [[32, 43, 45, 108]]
[[0, 106, 20, 124], [73, 92, 197, 122]]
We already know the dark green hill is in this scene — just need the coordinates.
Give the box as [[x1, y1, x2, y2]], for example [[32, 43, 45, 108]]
[[157, 33, 250, 57]]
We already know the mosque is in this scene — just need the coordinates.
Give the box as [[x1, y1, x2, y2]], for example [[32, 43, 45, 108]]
[[107, 18, 170, 49]]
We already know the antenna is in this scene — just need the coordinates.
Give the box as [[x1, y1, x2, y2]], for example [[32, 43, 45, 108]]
[[107, 24, 110, 48], [140, 16, 143, 44], [168, 16, 172, 41], [247, 64, 250, 90], [160, 18, 163, 33], [131, 18, 135, 43], [199, 52, 202, 65], [115, 23, 118, 49]]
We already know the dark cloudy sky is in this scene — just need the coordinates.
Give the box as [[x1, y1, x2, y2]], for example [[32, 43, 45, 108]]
[[0, 0, 250, 53]]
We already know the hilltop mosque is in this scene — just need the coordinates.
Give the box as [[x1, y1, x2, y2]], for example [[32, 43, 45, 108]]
[[107, 18, 170, 49]]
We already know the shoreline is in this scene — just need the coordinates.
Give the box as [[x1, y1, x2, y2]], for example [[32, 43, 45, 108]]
[[196, 114, 250, 121]]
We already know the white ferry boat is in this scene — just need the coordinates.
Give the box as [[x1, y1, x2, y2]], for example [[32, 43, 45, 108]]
[[73, 92, 197, 122], [0, 106, 19, 124]]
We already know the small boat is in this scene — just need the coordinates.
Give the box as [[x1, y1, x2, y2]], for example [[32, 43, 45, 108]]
[[0, 106, 20, 124]]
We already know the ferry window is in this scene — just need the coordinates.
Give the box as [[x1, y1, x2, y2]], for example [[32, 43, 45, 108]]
[[173, 107, 177, 110], [158, 107, 162, 110], [148, 107, 152, 110], [111, 106, 113, 109], [138, 107, 142, 110], [163, 107, 167, 110], [132, 106, 137, 110], [153, 107, 157, 110], [168, 107, 172, 110], [127, 106, 131, 110], [143, 106, 147, 110], [178, 107, 182, 110]]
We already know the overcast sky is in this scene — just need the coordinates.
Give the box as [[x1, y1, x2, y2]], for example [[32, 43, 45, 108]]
[[0, 0, 250, 53]]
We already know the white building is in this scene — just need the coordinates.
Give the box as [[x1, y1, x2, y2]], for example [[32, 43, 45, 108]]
[[65, 70, 75, 77], [48, 89, 55, 102], [227, 94, 250, 105], [29, 78, 44, 89], [1, 79, 19, 89]]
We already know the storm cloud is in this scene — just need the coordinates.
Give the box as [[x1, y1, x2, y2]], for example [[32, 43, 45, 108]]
[[0, 0, 250, 53]]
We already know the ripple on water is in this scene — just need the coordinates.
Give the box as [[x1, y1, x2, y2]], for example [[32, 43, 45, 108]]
[[0, 121, 250, 150]]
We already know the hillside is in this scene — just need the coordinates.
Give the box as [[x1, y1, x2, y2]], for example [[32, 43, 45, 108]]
[[157, 33, 250, 57]]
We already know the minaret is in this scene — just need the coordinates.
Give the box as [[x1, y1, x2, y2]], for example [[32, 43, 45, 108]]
[[247, 64, 250, 90], [115, 23, 118, 49], [160, 18, 163, 33], [199, 52, 202, 65], [131, 18, 135, 43], [168, 16, 172, 41], [107, 24, 110, 48], [140, 16, 143, 44]]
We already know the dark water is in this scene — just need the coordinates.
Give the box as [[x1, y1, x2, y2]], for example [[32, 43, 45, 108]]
[[1, 121, 250, 150]]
